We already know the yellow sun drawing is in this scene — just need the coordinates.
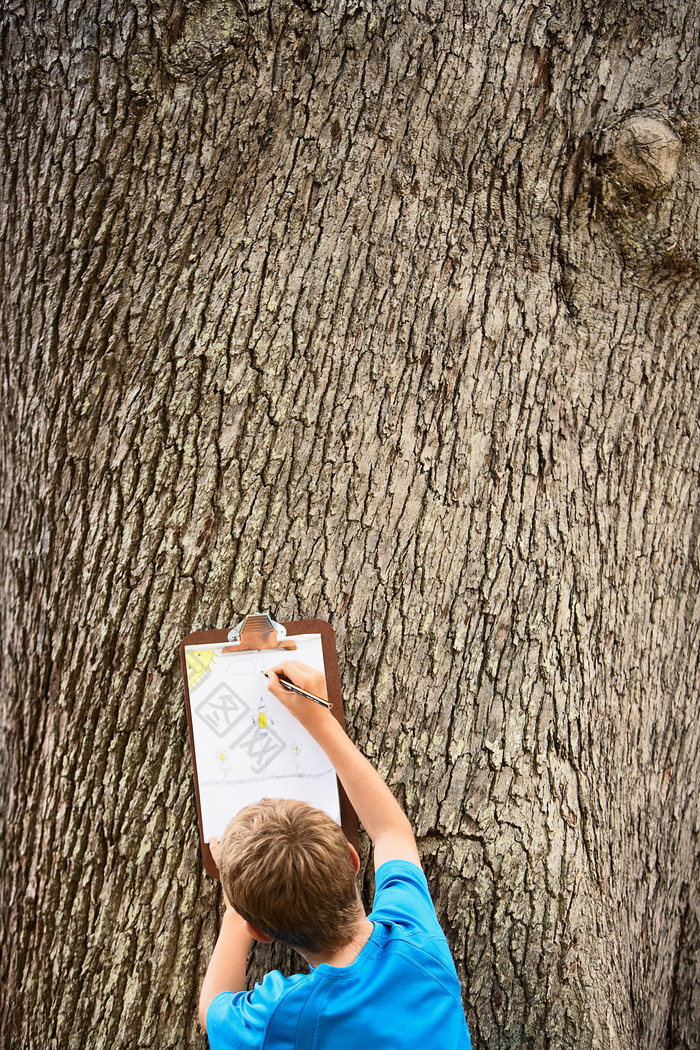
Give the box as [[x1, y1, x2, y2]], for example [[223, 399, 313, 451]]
[[186, 649, 220, 690]]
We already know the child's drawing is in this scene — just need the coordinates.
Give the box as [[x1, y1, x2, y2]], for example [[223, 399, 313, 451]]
[[185, 635, 342, 841], [215, 750, 232, 778], [186, 649, 220, 690], [221, 693, 286, 774], [226, 656, 261, 677], [255, 695, 272, 730]]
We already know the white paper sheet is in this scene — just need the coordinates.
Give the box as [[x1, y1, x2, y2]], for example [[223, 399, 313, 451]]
[[184, 634, 341, 841]]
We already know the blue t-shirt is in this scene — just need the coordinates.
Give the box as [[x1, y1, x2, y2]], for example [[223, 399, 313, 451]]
[[207, 860, 471, 1050]]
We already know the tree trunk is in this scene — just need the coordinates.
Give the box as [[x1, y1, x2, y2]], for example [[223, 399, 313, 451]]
[[1, 1, 699, 1047]]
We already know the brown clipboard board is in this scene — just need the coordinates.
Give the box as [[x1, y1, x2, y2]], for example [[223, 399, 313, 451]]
[[180, 614, 359, 878]]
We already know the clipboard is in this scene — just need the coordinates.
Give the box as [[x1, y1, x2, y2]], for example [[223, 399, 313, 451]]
[[180, 613, 359, 878]]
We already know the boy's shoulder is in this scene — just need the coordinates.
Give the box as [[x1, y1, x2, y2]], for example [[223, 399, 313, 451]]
[[369, 860, 462, 982], [207, 969, 309, 1049], [370, 859, 441, 930]]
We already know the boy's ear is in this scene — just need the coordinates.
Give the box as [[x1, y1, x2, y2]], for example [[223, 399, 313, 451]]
[[244, 920, 275, 944], [347, 842, 361, 875]]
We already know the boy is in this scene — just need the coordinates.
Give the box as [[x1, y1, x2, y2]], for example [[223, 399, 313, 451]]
[[199, 660, 471, 1050]]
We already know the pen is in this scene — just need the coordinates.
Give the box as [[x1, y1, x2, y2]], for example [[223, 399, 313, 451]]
[[263, 670, 333, 709]]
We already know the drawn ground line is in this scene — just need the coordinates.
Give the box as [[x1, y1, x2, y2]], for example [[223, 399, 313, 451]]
[[201, 770, 336, 787]]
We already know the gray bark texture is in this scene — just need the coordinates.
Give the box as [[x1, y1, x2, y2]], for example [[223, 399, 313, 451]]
[[1, 0, 699, 1048]]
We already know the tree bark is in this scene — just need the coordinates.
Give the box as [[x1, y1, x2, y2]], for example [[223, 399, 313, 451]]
[[1, 1, 699, 1048]]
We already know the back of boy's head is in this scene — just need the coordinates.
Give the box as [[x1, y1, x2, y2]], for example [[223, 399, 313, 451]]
[[218, 798, 362, 953]]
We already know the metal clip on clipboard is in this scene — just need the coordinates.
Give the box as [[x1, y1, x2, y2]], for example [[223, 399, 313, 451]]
[[222, 611, 298, 653]]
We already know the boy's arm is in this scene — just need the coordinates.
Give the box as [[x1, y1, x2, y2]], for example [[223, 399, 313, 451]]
[[198, 840, 253, 1030], [267, 662, 420, 871]]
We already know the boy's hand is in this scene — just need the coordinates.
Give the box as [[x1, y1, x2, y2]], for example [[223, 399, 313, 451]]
[[267, 660, 328, 700], [266, 661, 332, 733]]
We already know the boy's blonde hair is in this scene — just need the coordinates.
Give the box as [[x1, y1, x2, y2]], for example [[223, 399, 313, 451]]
[[218, 798, 362, 952]]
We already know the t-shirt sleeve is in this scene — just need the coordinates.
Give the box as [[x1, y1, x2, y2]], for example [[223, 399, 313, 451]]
[[371, 860, 461, 983], [206, 970, 291, 1050], [371, 860, 446, 939]]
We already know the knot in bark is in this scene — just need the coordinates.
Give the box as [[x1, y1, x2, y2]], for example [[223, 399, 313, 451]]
[[610, 116, 682, 193], [164, 0, 248, 77]]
